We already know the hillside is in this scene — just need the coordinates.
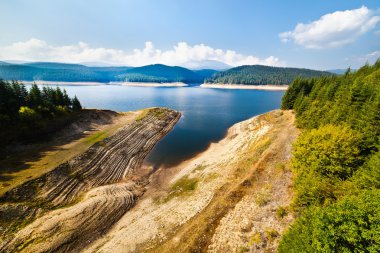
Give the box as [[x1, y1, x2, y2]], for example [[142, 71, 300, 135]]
[[0, 62, 130, 82], [279, 61, 380, 251], [0, 108, 181, 252], [81, 110, 297, 253], [0, 62, 217, 83], [117, 64, 209, 83], [205, 65, 333, 85]]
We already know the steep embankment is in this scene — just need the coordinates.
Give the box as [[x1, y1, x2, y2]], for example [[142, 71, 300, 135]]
[[85, 110, 298, 253], [0, 108, 180, 252]]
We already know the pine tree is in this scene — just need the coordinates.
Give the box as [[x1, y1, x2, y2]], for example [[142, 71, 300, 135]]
[[71, 96, 82, 111]]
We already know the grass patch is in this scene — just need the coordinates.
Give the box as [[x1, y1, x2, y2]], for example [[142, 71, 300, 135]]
[[135, 109, 150, 122], [265, 228, 279, 242], [254, 184, 273, 207], [135, 108, 168, 122], [249, 232, 262, 246], [84, 131, 108, 145], [276, 206, 288, 219], [237, 246, 249, 253], [163, 176, 199, 202]]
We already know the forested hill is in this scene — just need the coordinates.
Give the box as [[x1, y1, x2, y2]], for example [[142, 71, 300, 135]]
[[0, 62, 217, 83], [205, 65, 333, 85], [116, 64, 216, 83], [279, 61, 380, 252], [0, 62, 131, 82]]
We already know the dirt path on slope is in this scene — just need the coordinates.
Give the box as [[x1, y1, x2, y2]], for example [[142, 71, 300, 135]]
[[84, 110, 298, 253]]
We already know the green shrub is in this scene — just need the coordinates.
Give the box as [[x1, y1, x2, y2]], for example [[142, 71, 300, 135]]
[[276, 206, 288, 219], [279, 190, 380, 253], [291, 125, 364, 207], [18, 106, 40, 122], [292, 125, 363, 179]]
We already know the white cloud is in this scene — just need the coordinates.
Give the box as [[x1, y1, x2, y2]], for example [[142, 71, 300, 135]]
[[0, 38, 284, 67], [279, 6, 380, 49], [362, 50, 380, 63]]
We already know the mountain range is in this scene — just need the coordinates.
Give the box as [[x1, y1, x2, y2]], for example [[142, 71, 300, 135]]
[[0, 61, 335, 85], [0, 62, 217, 83]]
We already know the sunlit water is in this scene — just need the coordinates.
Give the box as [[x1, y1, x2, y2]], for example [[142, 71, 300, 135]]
[[36, 85, 284, 167]]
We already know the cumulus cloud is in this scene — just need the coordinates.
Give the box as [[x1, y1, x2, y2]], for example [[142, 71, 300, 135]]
[[0, 38, 283, 67], [279, 6, 380, 49]]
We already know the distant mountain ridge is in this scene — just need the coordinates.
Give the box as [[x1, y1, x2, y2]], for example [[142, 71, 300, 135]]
[[327, 68, 357, 75], [118, 64, 216, 83], [205, 65, 334, 85], [0, 62, 217, 83]]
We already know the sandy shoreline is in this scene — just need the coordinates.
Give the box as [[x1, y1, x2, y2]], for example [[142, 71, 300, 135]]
[[114, 81, 188, 87], [200, 83, 288, 90]]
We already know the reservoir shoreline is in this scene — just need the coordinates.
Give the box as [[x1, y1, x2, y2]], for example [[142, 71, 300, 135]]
[[200, 83, 289, 90]]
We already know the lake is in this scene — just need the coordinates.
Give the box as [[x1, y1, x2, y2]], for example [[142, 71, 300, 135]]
[[49, 85, 284, 167]]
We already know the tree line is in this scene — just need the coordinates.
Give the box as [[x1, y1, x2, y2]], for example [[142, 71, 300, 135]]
[[0, 80, 82, 147], [205, 65, 333, 85], [279, 61, 380, 252]]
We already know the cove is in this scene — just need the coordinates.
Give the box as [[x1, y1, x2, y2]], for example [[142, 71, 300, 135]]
[[43, 85, 284, 167]]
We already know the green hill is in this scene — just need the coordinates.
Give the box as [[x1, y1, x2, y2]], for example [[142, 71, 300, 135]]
[[117, 64, 210, 83], [0, 62, 131, 82], [205, 65, 333, 85], [279, 61, 380, 252], [0, 62, 217, 83]]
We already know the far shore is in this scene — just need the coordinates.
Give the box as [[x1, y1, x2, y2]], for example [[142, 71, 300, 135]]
[[200, 83, 288, 90], [114, 81, 188, 87], [21, 81, 105, 86], [18, 81, 188, 87]]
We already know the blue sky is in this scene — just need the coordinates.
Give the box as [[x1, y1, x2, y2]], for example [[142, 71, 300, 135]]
[[0, 0, 379, 69]]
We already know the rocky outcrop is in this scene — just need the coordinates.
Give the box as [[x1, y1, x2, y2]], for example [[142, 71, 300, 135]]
[[0, 108, 180, 252]]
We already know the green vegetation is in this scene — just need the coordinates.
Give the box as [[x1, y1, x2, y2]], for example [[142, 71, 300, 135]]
[[279, 191, 380, 252], [205, 65, 332, 85], [279, 60, 380, 252], [276, 206, 288, 219], [163, 175, 198, 202], [118, 64, 211, 83], [0, 80, 82, 148], [0, 62, 217, 83], [84, 131, 108, 145], [0, 62, 131, 82]]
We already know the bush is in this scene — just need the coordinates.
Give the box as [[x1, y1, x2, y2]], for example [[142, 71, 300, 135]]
[[352, 151, 380, 190], [18, 106, 40, 123], [292, 125, 364, 180], [279, 190, 380, 253], [276, 206, 288, 219]]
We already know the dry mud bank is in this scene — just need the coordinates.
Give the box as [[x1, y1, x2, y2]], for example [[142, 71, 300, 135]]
[[85, 110, 298, 253], [0, 108, 181, 252]]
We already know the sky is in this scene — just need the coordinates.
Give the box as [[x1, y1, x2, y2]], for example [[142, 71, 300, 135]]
[[0, 0, 379, 70]]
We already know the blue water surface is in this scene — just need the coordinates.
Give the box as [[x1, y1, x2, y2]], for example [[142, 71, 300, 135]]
[[46, 85, 284, 167]]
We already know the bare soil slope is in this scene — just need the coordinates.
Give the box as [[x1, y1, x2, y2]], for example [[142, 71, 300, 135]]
[[85, 110, 298, 253], [0, 108, 181, 252]]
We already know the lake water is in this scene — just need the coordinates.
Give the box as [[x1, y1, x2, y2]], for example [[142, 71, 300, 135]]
[[50, 85, 284, 167]]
